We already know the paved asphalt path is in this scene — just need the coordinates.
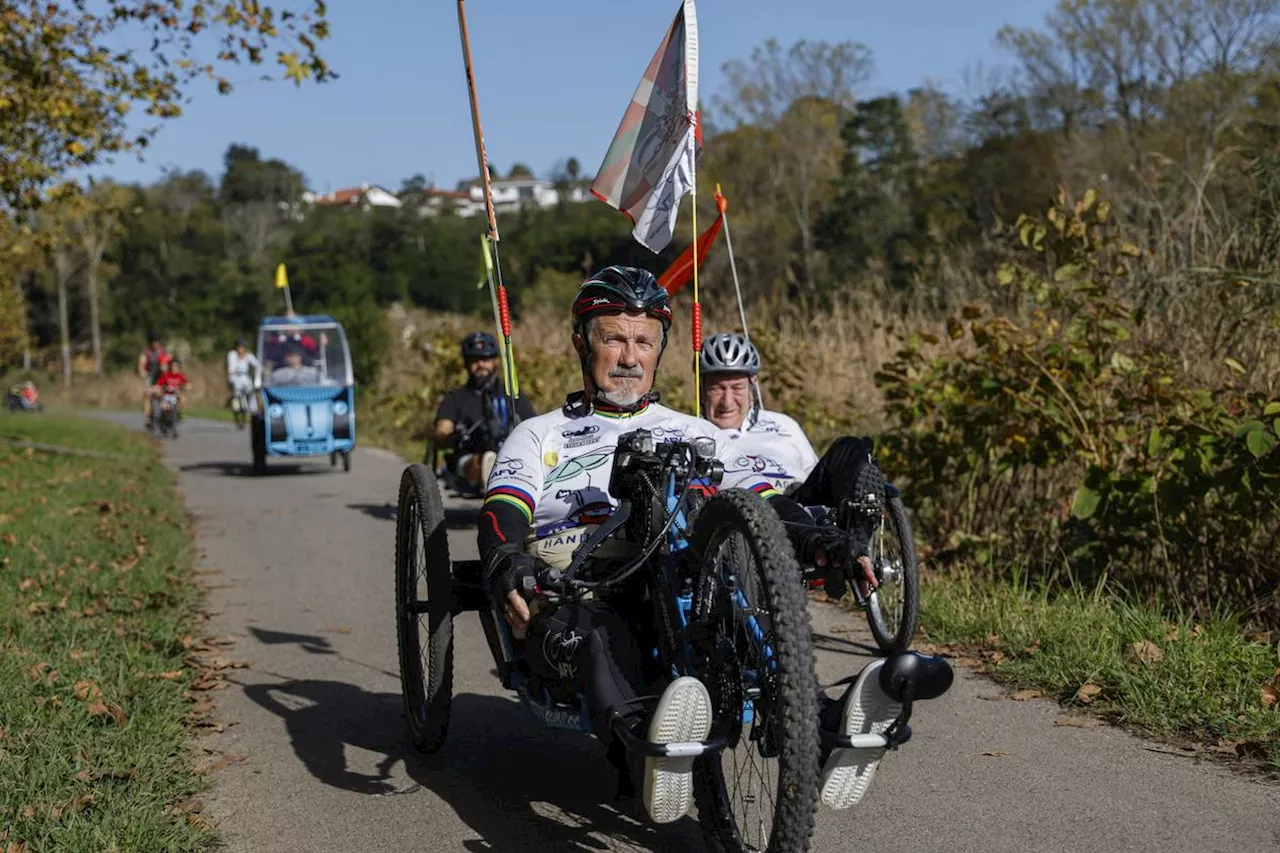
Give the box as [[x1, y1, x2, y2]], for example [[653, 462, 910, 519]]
[[113, 415, 1279, 852]]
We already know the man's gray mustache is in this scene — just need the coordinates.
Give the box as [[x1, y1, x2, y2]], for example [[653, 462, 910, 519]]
[[609, 367, 645, 379]]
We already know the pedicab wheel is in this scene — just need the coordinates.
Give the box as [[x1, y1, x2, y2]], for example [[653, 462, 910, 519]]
[[395, 463, 454, 753], [689, 489, 820, 853], [251, 417, 267, 476], [864, 493, 920, 652]]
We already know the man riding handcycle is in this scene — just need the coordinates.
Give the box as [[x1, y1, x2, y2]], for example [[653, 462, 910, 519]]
[[393, 266, 952, 852], [699, 330, 920, 652]]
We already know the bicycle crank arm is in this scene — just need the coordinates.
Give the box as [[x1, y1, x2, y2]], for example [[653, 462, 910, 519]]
[[610, 715, 729, 758]]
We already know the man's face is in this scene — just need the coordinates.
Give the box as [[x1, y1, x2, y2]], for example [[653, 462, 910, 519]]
[[235, 344, 247, 356], [703, 374, 753, 429], [466, 356, 499, 382], [576, 311, 663, 407], [285, 351, 303, 368]]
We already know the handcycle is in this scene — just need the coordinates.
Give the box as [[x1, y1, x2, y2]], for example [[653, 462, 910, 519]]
[[394, 427, 952, 852]]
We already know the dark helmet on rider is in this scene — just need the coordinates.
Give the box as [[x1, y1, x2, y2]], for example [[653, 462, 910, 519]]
[[461, 331, 500, 361], [234, 338, 248, 349], [700, 332, 761, 377], [571, 265, 672, 335]]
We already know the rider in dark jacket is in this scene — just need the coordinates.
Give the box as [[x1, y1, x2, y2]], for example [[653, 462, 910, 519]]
[[432, 331, 534, 490]]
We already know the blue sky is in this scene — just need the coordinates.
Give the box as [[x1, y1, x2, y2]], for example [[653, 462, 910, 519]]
[[91, 0, 1058, 193]]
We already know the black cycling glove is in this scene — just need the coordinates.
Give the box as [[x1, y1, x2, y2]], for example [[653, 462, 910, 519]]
[[482, 543, 541, 608]]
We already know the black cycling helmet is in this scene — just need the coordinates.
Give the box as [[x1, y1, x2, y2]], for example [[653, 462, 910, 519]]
[[571, 265, 672, 333], [461, 331, 500, 360], [700, 332, 761, 377], [234, 338, 248, 348]]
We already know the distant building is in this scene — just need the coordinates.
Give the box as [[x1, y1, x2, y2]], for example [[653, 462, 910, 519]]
[[307, 176, 595, 218], [303, 183, 403, 210]]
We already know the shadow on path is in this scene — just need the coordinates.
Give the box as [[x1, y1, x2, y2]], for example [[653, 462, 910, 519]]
[[347, 502, 479, 529], [812, 631, 882, 658], [180, 460, 330, 478], [241, 677, 704, 852]]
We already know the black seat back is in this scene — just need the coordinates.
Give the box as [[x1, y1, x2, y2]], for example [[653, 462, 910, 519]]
[[879, 651, 954, 702]]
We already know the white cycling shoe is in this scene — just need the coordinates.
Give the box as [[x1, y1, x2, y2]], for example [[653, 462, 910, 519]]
[[819, 658, 901, 810], [642, 676, 712, 824]]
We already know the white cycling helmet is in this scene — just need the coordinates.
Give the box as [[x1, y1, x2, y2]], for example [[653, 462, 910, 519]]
[[700, 332, 761, 377]]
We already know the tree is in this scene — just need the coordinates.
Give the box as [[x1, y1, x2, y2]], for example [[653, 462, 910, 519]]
[[0, 2, 333, 212], [400, 174, 429, 194], [714, 38, 875, 290], [817, 96, 925, 290], [39, 206, 82, 387], [566, 157, 581, 181], [507, 162, 535, 179], [70, 180, 130, 374]]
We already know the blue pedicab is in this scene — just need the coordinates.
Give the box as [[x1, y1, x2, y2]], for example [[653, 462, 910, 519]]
[[250, 314, 355, 475], [394, 427, 953, 852]]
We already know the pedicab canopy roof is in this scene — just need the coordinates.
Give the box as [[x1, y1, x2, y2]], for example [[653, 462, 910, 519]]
[[259, 314, 341, 327]]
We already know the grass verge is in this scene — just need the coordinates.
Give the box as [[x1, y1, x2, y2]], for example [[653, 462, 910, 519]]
[[0, 413, 216, 852], [918, 569, 1280, 774]]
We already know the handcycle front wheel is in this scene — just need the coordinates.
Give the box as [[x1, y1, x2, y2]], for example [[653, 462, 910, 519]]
[[395, 463, 455, 753], [689, 489, 821, 853], [863, 492, 919, 652]]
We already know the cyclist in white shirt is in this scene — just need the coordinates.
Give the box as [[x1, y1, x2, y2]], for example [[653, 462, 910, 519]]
[[699, 331, 883, 596], [478, 266, 908, 823], [226, 338, 261, 416]]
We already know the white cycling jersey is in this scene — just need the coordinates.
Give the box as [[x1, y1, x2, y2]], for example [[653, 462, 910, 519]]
[[484, 397, 779, 552], [226, 350, 261, 382], [716, 408, 820, 493]]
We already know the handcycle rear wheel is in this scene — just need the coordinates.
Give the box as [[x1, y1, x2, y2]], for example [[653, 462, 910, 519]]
[[395, 463, 454, 753], [689, 489, 820, 853], [864, 493, 919, 652]]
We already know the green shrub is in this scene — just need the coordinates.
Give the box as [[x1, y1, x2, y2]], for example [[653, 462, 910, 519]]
[[876, 188, 1280, 626]]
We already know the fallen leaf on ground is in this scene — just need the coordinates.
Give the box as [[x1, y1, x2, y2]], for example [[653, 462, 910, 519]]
[[323, 625, 353, 635], [1262, 684, 1278, 709], [86, 700, 126, 726], [1010, 689, 1043, 701], [1054, 716, 1104, 729], [1126, 640, 1164, 665], [953, 656, 982, 667], [1207, 740, 1242, 756], [73, 680, 102, 701], [978, 694, 1004, 701], [1075, 682, 1103, 704], [981, 750, 1012, 757]]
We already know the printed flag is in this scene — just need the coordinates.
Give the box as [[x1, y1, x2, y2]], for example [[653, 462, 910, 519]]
[[590, 0, 700, 254]]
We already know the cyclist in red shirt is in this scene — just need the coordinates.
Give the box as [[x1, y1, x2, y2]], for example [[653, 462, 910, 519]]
[[152, 357, 191, 421]]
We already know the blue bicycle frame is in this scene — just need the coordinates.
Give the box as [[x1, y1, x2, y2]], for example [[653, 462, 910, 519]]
[[483, 467, 777, 736]]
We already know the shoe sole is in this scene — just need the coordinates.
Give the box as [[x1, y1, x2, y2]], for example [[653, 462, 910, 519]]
[[643, 676, 712, 824], [820, 658, 900, 810]]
